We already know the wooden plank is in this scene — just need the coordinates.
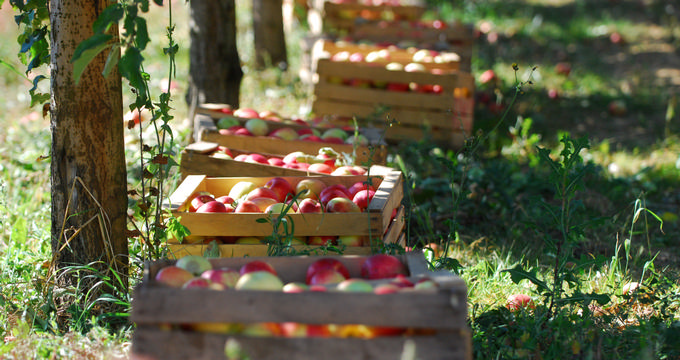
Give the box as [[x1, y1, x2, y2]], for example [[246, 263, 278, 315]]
[[131, 327, 472, 360], [311, 98, 473, 132], [165, 243, 374, 259]]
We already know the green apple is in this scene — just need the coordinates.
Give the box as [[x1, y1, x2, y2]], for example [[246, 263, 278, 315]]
[[176, 255, 213, 276], [216, 116, 240, 130], [235, 271, 284, 291], [228, 181, 258, 200]]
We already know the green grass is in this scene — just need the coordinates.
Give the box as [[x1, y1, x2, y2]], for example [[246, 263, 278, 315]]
[[1, 0, 680, 358]]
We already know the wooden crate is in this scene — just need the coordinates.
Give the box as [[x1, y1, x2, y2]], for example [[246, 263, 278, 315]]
[[130, 251, 471, 360], [309, 1, 426, 36], [164, 170, 405, 258], [179, 141, 396, 179], [195, 113, 388, 166], [312, 58, 474, 148]]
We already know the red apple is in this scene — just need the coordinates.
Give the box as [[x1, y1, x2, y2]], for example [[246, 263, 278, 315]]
[[196, 201, 229, 213], [248, 197, 279, 212], [190, 193, 215, 212], [233, 127, 254, 136], [326, 197, 361, 213], [267, 157, 285, 166], [352, 189, 375, 210], [336, 235, 363, 247], [155, 266, 195, 288], [389, 274, 414, 288], [479, 69, 497, 84], [307, 163, 334, 174], [201, 268, 240, 288], [233, 154, 249, 162], [307, 235, 336, 246], [240, 260, 277, 276], [306, 258, 350, 285], [283, 151, 306, 164], [308, 268, 348, 286], [245, 153, 269, 164], [373, 283, 401, 294], [234, 200, 263, 213], [319, 188, 350, 205], [246, 187, 280, 202], [215, 195, 235, 206], [300, 135, 323, 142], [506, 294, 534, 311], [554, 62, 571, 76], [264, 177, 294, 202], [348, 181, 375, 198], [360, 254, 408, 279], [283, 282, 309, 293], [182, 277, 222, 290], [297, 198, 323, 213], [233, 107, 260, 119]]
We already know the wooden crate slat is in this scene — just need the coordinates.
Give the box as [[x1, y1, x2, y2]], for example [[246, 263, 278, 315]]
[[314, 81, 471, 112], [131, 327, 472, 360], [312, 98, 473, 132], [165, 243, 375, 259]]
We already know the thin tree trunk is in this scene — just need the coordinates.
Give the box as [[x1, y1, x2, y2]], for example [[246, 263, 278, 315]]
[[253, 0, 288, 70], [186, 0, 243, 121], [50, 0, 128, 326]]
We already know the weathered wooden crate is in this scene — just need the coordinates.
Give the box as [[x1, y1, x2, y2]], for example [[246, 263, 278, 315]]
[[309, 1, 426, 36], [312, 57, 475, 148], [130, 251, 471, 360], [179, 141, 388, 179], [195, 113, 388, 166], [164, 170, 405, 258]]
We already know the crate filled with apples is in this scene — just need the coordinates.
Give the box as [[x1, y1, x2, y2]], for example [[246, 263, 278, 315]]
[[179, 141, 385, 179], [130, 251, 471, 360], [310, 40, 475, 148], [164, 169, 404, 258], [308, 0, 426, 37], [193, 107, 388, 166]]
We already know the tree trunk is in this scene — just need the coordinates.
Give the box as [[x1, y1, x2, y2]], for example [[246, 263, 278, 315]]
[[49, 0, 128, 325], [186, 0, 243, 126], [253, 0, 288, 70]]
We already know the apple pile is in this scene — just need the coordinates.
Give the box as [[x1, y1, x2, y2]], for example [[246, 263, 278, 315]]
[[325, 46, 461, 94], [214, 107, 370, 146], [209, 146, 366, 175], [155, 254, 439, 338], [187, 176, 378, 215]]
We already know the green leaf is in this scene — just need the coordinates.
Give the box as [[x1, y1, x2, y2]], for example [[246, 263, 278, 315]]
[[93, 3, 124, 34], [134, 17, 150, 50], [502, 265, 550, 293], [11, 217, 28, 244], [102, 44, 120, 79], [203, 240, 221, 258], [29, 74, 46, 93], [119, 46, 146, 95], [71, 33, 113, 85]]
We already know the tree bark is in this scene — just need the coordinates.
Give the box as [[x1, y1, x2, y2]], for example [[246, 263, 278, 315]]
[[253, 0, 288, 70], [50, 0, 128, 323], [186, 0, 243, 111]]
